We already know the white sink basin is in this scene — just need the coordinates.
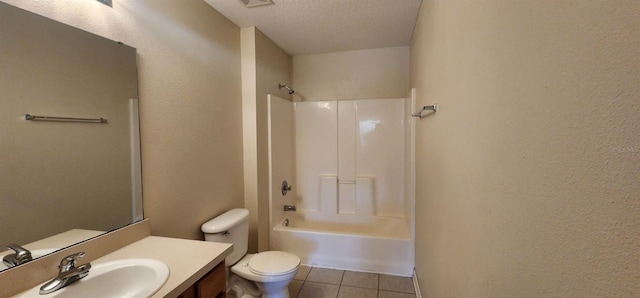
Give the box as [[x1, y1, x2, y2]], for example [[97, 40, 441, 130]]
[[0, 248, 59, 270], [20, 258, 169, 298]]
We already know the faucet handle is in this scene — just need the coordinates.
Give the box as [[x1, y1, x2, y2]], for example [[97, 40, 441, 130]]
[[3, 244, 32, 266], [59, 252, 85, 271], [282, 180, 293, 196], [6, 244, 32, 261]]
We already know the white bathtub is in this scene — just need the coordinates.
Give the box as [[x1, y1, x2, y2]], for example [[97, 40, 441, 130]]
[[271, 213, 413, 276]]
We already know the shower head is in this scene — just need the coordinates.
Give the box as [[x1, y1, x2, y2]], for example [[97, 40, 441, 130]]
[[279, 83, 295, 95]]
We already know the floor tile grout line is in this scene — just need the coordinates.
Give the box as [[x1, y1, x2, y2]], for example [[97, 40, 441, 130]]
[[338, 270, 345, 298], [340, 284, 380, 290], [298, 280, 304, 298], [378, 273, 381, 298], [306, 280, 346, 286]]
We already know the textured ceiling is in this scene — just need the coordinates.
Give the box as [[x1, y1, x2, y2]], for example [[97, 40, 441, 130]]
[[203, 0, 423, 55]]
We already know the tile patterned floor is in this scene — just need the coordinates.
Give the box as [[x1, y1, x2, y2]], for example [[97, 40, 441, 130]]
[[289, 266, 417, 298], [227, 266, 416, 298]]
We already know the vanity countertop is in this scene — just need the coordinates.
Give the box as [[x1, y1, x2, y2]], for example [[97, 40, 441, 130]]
[[12, 236, 233, 298], [1, 229, 105, 254], [90, 236, 232, 298], [1, 229, 105, 271]]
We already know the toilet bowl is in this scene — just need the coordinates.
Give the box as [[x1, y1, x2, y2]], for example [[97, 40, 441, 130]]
[[231, 252, 299, 297], [201, 208, 300, 298]]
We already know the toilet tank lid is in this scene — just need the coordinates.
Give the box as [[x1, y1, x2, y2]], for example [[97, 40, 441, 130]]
[[201, 208, 250, 233]]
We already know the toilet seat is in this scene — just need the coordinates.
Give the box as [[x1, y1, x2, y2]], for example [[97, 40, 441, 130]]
[[248, 251, 300, 276], [231, 252, 300, 283]]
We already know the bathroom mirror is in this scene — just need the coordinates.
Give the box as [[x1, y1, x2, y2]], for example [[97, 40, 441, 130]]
[[0, 2, 141, 271]]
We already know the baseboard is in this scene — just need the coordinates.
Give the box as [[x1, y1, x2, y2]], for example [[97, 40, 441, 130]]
[[413, 269, 422, 298]]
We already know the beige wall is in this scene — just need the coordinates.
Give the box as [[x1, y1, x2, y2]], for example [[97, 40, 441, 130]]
[[293, 46, 409, 101], [240, 27, 260, 253], [411, 0, 640, 297], [2, 0, 245, 240], [241, 27, 292, 252]]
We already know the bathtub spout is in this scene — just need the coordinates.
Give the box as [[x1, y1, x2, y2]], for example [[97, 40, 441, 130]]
[[284, 205, 297, 212]]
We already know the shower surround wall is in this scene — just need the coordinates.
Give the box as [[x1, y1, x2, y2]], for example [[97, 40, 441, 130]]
[[269, 95, 414, 275], [296, 99, 408, 219]]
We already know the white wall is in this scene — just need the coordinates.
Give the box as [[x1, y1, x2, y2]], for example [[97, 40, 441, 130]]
[[293, 46, 409, 101], [294, 101, 338, 212], [411, 0, 640, 296], [294, 99, 408, 220], [354, 99, 407, 217], [2, 0, 245, 240]]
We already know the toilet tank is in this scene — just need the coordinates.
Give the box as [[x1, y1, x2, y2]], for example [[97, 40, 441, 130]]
[[201, 208, 249, 266]]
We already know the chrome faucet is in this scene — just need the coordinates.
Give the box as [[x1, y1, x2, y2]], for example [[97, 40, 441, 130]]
[[40, 252, 91, 295], [283, 205, 297, 212], [2, 244, 32, 267]]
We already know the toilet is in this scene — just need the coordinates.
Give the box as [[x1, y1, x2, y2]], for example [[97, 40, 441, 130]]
[[201, 208, 300, 298]]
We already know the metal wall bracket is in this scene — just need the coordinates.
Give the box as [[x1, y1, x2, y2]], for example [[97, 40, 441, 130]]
[[412, 104, 438, 119]]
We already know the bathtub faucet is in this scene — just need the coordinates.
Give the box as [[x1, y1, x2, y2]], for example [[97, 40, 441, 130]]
[[283, 205, 297, 212]]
